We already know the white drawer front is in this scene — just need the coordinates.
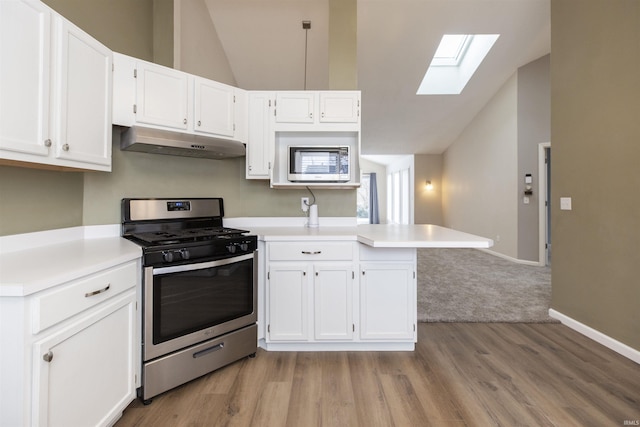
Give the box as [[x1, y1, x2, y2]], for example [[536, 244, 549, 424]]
[[268, 242, 354, 261], [32, 261, 137, 334]]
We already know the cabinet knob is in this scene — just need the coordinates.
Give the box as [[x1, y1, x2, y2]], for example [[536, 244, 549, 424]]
[[197, 120, 201, 126], [183, 118, 187, 125], [43, 351, 54, 363], [62, 144, 70, 152], [309, 112, 313, 119], [44, 139, 52, 147]]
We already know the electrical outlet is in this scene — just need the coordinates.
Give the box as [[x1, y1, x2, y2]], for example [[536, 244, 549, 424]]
[[301, 197, 310, 212]]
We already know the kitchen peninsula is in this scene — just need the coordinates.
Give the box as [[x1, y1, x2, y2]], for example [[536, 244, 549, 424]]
[[226, 219, 493, 352]]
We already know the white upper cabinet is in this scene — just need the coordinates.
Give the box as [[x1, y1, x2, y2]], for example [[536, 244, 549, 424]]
[[319, 91, 360, 123], [0, 0, 112, 171], [135, 61, 189, 131], [113, 53, 246, 143], [52, 17, 112, 167], [248, 90, 362, 187], [194, 77, 235, 137], [0, 0, 51, 158], [275, 92, 316, 124], [246, 91, 275, 179], [274, 91, 360, 130]]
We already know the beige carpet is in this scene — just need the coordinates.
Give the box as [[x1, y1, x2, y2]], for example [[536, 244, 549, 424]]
[[417, 248, 557, 323]]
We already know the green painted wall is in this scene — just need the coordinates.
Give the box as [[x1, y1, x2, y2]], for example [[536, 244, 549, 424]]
[[550, 0, 640, 350]]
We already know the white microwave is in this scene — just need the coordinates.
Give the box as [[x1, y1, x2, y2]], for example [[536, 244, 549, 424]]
[[288, 146, 350, 182]]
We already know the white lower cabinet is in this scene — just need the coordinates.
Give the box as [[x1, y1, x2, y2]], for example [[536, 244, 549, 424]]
[[32, 291, 136, 427], [313, 263, 354, 340], [266, 242, 356, 345], [0, 260, 139, 426], [263, 241, 416, 351], [267, 262, 309, 341], [359, 262, 415, 340]]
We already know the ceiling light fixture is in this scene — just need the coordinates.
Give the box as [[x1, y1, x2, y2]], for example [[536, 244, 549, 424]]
[[302, 20, 311, 90]]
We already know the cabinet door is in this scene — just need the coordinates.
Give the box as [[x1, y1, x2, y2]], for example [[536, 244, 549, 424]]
[[313, 263, 354, 340], [360, 263, 415, 340], [136, 61, 188, 130], [52, 16, 111, 168], [246, 91, 274, 179], [275, 92, 315, 123], [0, 0, 51, 158], [194, 77, 235, 137], [32, 291, 136, 427], [319, 92, 360, 123], [267, 263, 309, 341]]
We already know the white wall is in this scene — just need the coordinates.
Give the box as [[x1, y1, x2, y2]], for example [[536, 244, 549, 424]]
[[443, 73, 519, 258]]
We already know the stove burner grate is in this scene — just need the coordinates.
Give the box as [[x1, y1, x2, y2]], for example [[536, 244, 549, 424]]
[[130, 227, 249, 245]]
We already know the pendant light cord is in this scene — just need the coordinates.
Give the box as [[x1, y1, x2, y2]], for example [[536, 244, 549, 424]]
[[304, 27, 309, 90]]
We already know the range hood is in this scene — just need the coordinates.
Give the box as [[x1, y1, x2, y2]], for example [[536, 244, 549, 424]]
[[119, 126, 245, 159]]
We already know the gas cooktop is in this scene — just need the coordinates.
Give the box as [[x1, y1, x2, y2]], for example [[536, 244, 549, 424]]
[[128, 227, 249, 246], [121, 198, 257, 266]]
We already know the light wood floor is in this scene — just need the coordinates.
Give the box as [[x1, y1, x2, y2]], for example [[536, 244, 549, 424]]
[[116, 323, 640, 426]]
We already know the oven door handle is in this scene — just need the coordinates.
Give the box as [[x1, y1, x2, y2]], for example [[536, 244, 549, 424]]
[[152, 252, 254, 275]]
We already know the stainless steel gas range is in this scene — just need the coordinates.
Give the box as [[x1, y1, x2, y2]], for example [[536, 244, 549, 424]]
[[121, 198, 257, 404]]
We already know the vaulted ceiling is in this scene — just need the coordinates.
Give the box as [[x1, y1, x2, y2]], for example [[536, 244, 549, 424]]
[[204, 0, 550, 155]]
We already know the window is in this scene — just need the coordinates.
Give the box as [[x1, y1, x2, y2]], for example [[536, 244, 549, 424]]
[[431, 34, 472, 66], [357, 173, 370, 224], [387, 168, 411, 225], [417, 34, 500, 95]]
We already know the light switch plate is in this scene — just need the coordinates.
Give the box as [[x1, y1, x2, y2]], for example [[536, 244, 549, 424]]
[[560, 197, 572, 210]]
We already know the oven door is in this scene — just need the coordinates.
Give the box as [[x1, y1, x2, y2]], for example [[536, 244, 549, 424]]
[[142, 252, 257, 361]]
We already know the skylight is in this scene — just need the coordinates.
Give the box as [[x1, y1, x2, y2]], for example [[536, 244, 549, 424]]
[[431, 35, 472, 66], [417, 34, 499, 95]]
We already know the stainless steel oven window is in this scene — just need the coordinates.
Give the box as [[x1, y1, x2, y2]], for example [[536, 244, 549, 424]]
[[142, 252, 257, 361]]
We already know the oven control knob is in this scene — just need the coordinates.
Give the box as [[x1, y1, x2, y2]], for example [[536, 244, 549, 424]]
[[240, 243, 249, 251], [162, 251, 174, 262], [179, 249, 191, 260], [227, 244, 237, 254]]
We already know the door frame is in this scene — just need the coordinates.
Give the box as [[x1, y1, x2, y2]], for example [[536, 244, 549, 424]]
[[538, 142, 551, 266]]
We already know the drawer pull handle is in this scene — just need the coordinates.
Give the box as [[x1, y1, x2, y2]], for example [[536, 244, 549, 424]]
[[193, 343, 224, 358], [301, 251, 321, 255], [43, 351, 53, 363], [85, 284, 110, 298]]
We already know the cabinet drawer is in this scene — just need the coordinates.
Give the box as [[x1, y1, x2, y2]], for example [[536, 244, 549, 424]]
[[268, 242, 354, 261], [32, 261, 137, 334]]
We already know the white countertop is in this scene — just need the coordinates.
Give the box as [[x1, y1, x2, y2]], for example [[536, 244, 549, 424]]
[[0, 226, 141, 297], [356, 224, 493, 248], [0, 221, 492, 296], [226, 218, 493, 248]]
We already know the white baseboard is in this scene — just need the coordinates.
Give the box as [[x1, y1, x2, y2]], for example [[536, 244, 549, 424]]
[[478, 248, 541, 266], [549, 309, 640, 365]]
